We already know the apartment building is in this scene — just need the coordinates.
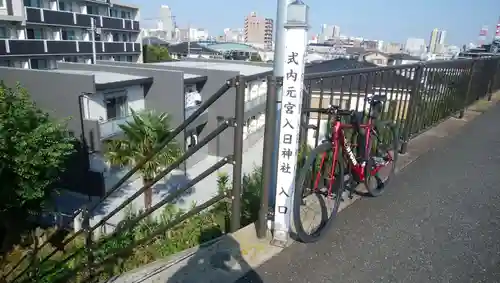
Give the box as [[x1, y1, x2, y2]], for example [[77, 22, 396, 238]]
[[244, 12, 273, 49], [0, 0, 142, 69]]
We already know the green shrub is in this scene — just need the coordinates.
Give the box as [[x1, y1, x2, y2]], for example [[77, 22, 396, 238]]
[[3, 167, 264, 283]]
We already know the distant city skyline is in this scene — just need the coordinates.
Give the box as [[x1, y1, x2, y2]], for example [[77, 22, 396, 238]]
[[133, 0, 499, 46]]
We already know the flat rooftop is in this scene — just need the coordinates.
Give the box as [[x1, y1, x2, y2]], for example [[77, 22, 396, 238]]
[[51, 69, 153, 90], [152, 61, 272, 76]]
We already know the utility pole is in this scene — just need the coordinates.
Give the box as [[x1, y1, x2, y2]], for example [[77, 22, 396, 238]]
[[89, 18, 97, 64]]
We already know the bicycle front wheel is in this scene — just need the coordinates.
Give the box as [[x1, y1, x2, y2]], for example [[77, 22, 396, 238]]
[[292, 142, 344, 243]]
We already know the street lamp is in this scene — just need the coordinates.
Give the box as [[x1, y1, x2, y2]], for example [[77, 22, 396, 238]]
[[284, 0, 309, 28]]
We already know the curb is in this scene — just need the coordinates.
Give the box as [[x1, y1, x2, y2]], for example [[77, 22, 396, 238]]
[[106, 94, 500, 283]]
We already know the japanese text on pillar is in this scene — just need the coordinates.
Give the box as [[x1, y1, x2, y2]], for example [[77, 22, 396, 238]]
[[276, 50, 304, 215]]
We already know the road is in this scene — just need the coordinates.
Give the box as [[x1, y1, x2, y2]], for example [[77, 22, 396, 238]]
[[239, 103, 500, 283]]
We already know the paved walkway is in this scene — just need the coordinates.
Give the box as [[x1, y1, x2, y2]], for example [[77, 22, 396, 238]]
[[239, 104, 500, 283]]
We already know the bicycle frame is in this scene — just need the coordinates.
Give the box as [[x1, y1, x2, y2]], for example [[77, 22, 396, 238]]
[[312, 116, 393, 196]]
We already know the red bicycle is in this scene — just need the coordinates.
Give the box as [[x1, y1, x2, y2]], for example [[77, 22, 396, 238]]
[[293, 95, 399, 243]]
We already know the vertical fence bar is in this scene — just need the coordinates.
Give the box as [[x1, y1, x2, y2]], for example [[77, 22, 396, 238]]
[[400, 64, 424, 154], [459, 60, 476, 119], [83, 205, 95, 281], [28, 229, 40, 282], [314, 78, 325, 148], [488, 59, 499, 101], [230, 76, 245, 232], [257, 75, 278, 239]]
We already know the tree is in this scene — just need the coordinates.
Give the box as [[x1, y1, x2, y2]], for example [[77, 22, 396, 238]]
[[144, 45, 172, 63], [104, 110, 182, 209], [0, 82, 76, 252]]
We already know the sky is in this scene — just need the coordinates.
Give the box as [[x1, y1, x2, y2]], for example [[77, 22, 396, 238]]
[[123, 0, 500, 46]]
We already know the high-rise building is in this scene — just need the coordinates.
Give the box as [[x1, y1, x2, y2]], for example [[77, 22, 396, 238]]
[[0, 0, 142, 69], [333, 25, 340, 38], [159, 5, 175, 40], [319, 24, 340, 42], [429, 28, 439, 52], [244, 12, 273, 48], [224, 28, 244, 42], [437, 30, 446, 45], [382, 42, 403, 54], [495, 17, 500, 40], [428, 28, 445, 53], [405, 38, 426, 55]]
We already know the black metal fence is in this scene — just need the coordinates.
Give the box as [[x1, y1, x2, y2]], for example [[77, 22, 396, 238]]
[[300, 57, 500, 154], [4, 56, 500, 283]]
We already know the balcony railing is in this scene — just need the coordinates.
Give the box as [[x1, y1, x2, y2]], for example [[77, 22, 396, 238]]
[[99, 115, 134, 139], [25, 7, 140, 31], [0, 39, 141, 56]]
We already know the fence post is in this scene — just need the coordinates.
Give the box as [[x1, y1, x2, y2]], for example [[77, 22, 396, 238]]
[[82, 205, 95, 281], [29, 229, 40, 281], [487, 59, 499, 101], [257, 75, 278, 239], [230, 76, 245, 233], [400, 64, 424, 154], [459, 60, 476, 119]]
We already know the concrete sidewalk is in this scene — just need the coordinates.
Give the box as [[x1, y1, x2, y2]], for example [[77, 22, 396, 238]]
[[237, 98, 500, 282]]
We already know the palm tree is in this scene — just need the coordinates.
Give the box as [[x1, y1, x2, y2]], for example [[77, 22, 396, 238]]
[[104, 109, 182, 209]]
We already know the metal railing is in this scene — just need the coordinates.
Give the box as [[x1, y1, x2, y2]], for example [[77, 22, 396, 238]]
[[5, 56, 500, 283], [98, 115, 134, 139], [4, 75, 276, 283], [300, 57, 500, 155]]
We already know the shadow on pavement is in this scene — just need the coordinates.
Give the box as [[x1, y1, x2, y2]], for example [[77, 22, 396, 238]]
[[165, 228, 263, 283]]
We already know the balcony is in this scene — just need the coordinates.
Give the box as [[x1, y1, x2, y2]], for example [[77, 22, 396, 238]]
[[0, 39, 141, 56], [99, 115, 134, 139], [25, 7, 139, 32], [5, 40, 45, 55]]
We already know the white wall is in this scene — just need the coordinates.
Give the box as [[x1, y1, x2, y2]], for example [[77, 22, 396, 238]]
[[244, 79, 267, 111]]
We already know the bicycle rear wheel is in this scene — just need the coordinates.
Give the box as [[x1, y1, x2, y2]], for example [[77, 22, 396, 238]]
[[292, 143, 344, 243], [364, 121, 399, 197]]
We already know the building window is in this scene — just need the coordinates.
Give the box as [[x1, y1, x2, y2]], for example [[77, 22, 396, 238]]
[[63, 56, 78, 62], [87, 5, 97, 15], [26, 28, 44, 39], [0, 27, 8, 39], [30, 59, 48, 70], [122, 33, 128, 42], [112, 33, 119, 42], [110, 9, 118, 17], [0, 60, 12, 67], [105, 95, 128, 119], [126, 56, 133, 62], [61, 30, 76, 40], [24, 0, 42, 7], [0, 0, 4, 8], [58, 1, 73, 11]]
